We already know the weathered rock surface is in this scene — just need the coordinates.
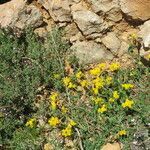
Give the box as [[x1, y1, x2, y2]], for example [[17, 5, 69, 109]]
[[72, 10, 103, 36], [71, 41, 114, 64], [102, 32, 121, 53], [138, 20, 150, 49], [0, 0, 43, 29], [38, 0, 72, 23], [120, 0, 150, 22], [1, 0, 150, 63]]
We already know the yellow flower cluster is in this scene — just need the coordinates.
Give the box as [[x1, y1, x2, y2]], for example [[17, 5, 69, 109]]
[[48, 116, 60, 127], [122, 99, 134, 108], [25, 118, 37, 128], [90, 67, 101, 76], [93, 97, 103, 104], [63, 77, 76, 89], [98, 104, 107, 113], [76, 71, 83, 79], [113, 91, 119, 99], [118, 130, 127, 136], [121, 84, 134, 90], [49, 92, 59, 110], [61, 120, 77, 137], [109, 63, 120, 71]]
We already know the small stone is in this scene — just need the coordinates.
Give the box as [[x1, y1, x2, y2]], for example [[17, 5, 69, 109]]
[[101, 142, 121, 150]]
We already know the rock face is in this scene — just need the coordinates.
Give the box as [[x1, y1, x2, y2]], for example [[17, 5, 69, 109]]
[[0, 0, 150, 64], [102, 32, 121, 54], [71, 41, 113, 64], [138, 20, 150, 49], [72, 10, 103, 36], [120, 0, 150, 22], [0, 0, 43, 29]]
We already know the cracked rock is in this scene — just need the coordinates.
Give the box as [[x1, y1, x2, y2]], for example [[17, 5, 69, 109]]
[[71, 41, 114, 64]]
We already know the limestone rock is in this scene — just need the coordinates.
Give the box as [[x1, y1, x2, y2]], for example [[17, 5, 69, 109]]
[[120, 0, 150, 22], [13, 5, 43, 29], [0, 0, 26, 28], [72, 10, 104, 37], [0, 0, 43, 29], [71, 41, 114, 64], [138, 20, 150, 49], [106, 7, 122, 22], [64, 23, 84, 43], [88, 0, 122, 23], [38, 0, 71, 23], [88, 0, 119, 13], [102, 32, 121, 53]]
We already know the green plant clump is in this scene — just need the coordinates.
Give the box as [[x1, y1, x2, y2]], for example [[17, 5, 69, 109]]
[[0, 28, 149, 150]]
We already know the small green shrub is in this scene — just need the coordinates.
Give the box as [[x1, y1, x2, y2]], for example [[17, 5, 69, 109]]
[[0, 28, 70, 148]]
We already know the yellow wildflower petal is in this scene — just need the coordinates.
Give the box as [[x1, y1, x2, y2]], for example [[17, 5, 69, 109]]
[[63, 77, 71, 87], [109, 63, 120, 71], [122, 99, 134, 108], [121, 84, 134, 90], [109, 98, 115, 103], [48, 117, 60, 127], [118, 130, 127, 136], [61, 127, 72, 137], [76, 71, 83, 79], [68, 120, 77, 127], [98, 105, 107, 113], [25, 118, 36, 128], [89, 67, 101, 76], [113, 91, 119, 99]]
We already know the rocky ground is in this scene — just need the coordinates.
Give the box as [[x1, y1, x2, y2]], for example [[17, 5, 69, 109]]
[[0, 1, 150, 150], [0, 0, 150, 64]]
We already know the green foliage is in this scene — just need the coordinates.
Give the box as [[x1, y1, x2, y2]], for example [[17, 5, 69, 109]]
[[0, 28, 70, 149], [10, 128, 41, 150], [0, 28, 149, 150]]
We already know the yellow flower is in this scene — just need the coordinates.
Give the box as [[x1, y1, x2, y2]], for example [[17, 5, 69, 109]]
[[61, 126, 72, 137], [68, 82, 76, 89], [93, 97, 103, 104], [92, 77, 104, 89], [118, 130, 127, 136], [76, 71, 83, 79], [63, 77, 71, 87], [25, 118, 37, 128], [122, 99, 134, 108], [98, 63, 106, 70], [61, 106, 68, 114], [89, 67, 101, 76], [109, 63, 120, 71], [50, 92, 58, 101], [51, 101, 57, 110], [109, 98, 115, 103], [68, 120, 77, 127], [121, 84, 134, 90], [48, 117, 60, 127], [80, 80, 88, 88], [105, 76, 112, 85], [92, 87, 99, 95], [98, 105, 107, 113], [113, 91, 119, 99]]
